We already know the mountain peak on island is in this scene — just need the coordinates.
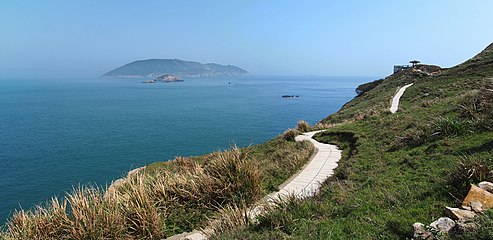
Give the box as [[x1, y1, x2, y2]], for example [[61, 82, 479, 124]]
[[102, 59, 249, 78]]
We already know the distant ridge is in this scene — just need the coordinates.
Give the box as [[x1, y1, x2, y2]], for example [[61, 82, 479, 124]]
[[102, 59, 249, 78]]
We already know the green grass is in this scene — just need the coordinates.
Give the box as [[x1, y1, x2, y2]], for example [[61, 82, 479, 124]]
[[213, 43, 493, 239]]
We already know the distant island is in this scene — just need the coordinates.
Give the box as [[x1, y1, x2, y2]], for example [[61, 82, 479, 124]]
[[102, 59, 249, 78], [142, 74, 184, 83]]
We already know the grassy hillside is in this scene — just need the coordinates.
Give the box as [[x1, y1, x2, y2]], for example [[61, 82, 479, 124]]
[[215, 43, 493, 239]]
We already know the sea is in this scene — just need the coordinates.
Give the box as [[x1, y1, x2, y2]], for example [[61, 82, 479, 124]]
[[0, 76, 373, 224]]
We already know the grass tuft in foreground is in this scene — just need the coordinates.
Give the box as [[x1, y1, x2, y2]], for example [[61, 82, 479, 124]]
[[1, 136, 314, 239]]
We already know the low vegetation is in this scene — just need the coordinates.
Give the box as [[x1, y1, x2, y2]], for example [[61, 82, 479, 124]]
[[1, 135, 313, 239], [213, 43, 493, 239]]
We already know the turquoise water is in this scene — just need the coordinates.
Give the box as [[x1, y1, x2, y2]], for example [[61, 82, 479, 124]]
[[0, 76, 372, 224]]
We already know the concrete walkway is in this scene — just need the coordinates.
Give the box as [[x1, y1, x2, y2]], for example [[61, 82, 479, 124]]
[[390, 83, 414, 113], [171, 130, 342, 240], [278, 130, 341, 198]]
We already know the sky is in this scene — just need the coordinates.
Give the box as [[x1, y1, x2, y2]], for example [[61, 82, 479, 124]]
[[1, 0, 493, 79]]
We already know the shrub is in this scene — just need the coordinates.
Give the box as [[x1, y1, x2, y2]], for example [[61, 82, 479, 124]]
[[282, 128, 300, 141], [433, 116, 474, 137], [203, 147, 262, 205], [449, 155, 492, 198], [5, 198, 71, 240], [206, 203, 251, 236], [5, 189, 129, 240], [296, 120, 310, 132], [67, 186, 128, 239]]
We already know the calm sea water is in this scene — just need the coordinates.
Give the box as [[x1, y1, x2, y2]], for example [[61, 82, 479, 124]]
[[0, 76, 372, 224]]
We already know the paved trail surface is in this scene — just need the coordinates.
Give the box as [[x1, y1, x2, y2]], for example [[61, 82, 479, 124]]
[[390, 83, 414, 113], [171, 130, 341, 240]]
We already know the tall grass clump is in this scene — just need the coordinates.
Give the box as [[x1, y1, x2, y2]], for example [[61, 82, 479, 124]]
[[433, 116, 474, 137], [203, 147, 262, 205], [205, 203, 251, 236], [4, 198, 71, 240], [449, 155, 493, 199], [113, 175, 166, 239], [296, 120, 310, 132], [313, 122, 332, 130], [282, 128, 299, 141], [67, 186, 128, 239], [4, 187, 129, 240]]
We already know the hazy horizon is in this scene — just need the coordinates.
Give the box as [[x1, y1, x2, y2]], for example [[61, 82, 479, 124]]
[[1, 0, 493, 79]]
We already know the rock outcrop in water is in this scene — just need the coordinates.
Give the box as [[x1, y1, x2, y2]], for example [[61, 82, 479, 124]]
[[142, 74, 184, 83]]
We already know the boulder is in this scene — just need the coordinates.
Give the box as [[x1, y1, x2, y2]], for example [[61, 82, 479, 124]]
[[470, 201, 484, 212], [128, 166, 145, 177], [479, 181, 493, 194], [106, 178, 124, 197], [429, 217, 455, 234], [444, 207, 477, 221], [412, 222, 432, 239], [460, 205, 472, 211], [462, 185, 493, 212]]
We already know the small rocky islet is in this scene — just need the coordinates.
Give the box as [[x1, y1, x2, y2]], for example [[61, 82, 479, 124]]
[[142, 74, 184, 83]]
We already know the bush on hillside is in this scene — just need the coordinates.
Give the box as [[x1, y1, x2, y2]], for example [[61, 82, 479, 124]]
[[282, 128, 300, 141], [296, 120, 310, 132], [433, 116, 474, 137], [448, 155, 493, 199]]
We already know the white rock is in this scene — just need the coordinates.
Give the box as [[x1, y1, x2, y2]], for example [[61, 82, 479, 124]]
[[429, 217, 455, 234], [470, 201, 484, 212], [444, 207, 477, 221], [412, 222, 432, 239], [479, 181, 493, 194], [128, 166, 145, 177]]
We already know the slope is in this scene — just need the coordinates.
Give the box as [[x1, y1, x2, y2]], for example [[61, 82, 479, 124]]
[[215, 43, 493, 239]]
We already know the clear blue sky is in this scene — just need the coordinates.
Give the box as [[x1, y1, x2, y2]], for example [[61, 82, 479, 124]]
[[1, 0, 493, 78]]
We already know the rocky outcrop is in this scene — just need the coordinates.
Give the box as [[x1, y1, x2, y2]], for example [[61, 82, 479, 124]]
[[444, 207, 477, 221], [156, 74, 183, 82], [412, 181, 493, 239], [106, 166, 145, 196], [429, 217, 455, 235], [462, 185, 493, 212], [479, 181, 493, 193], [142, 74, 184, 83], [412, 223, 432, 239]]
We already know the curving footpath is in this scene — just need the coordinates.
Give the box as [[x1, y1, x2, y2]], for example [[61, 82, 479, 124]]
[[170, 130, 342, 240], [390, 83, 414, 113], [278, 130, 342, 198]]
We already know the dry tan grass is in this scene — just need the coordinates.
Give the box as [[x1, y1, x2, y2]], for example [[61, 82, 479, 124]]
[[296, 120, 310, 132], [282, 128, 300, 141], [2, 146, 262, 239], [205, 203, 251, 237]]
